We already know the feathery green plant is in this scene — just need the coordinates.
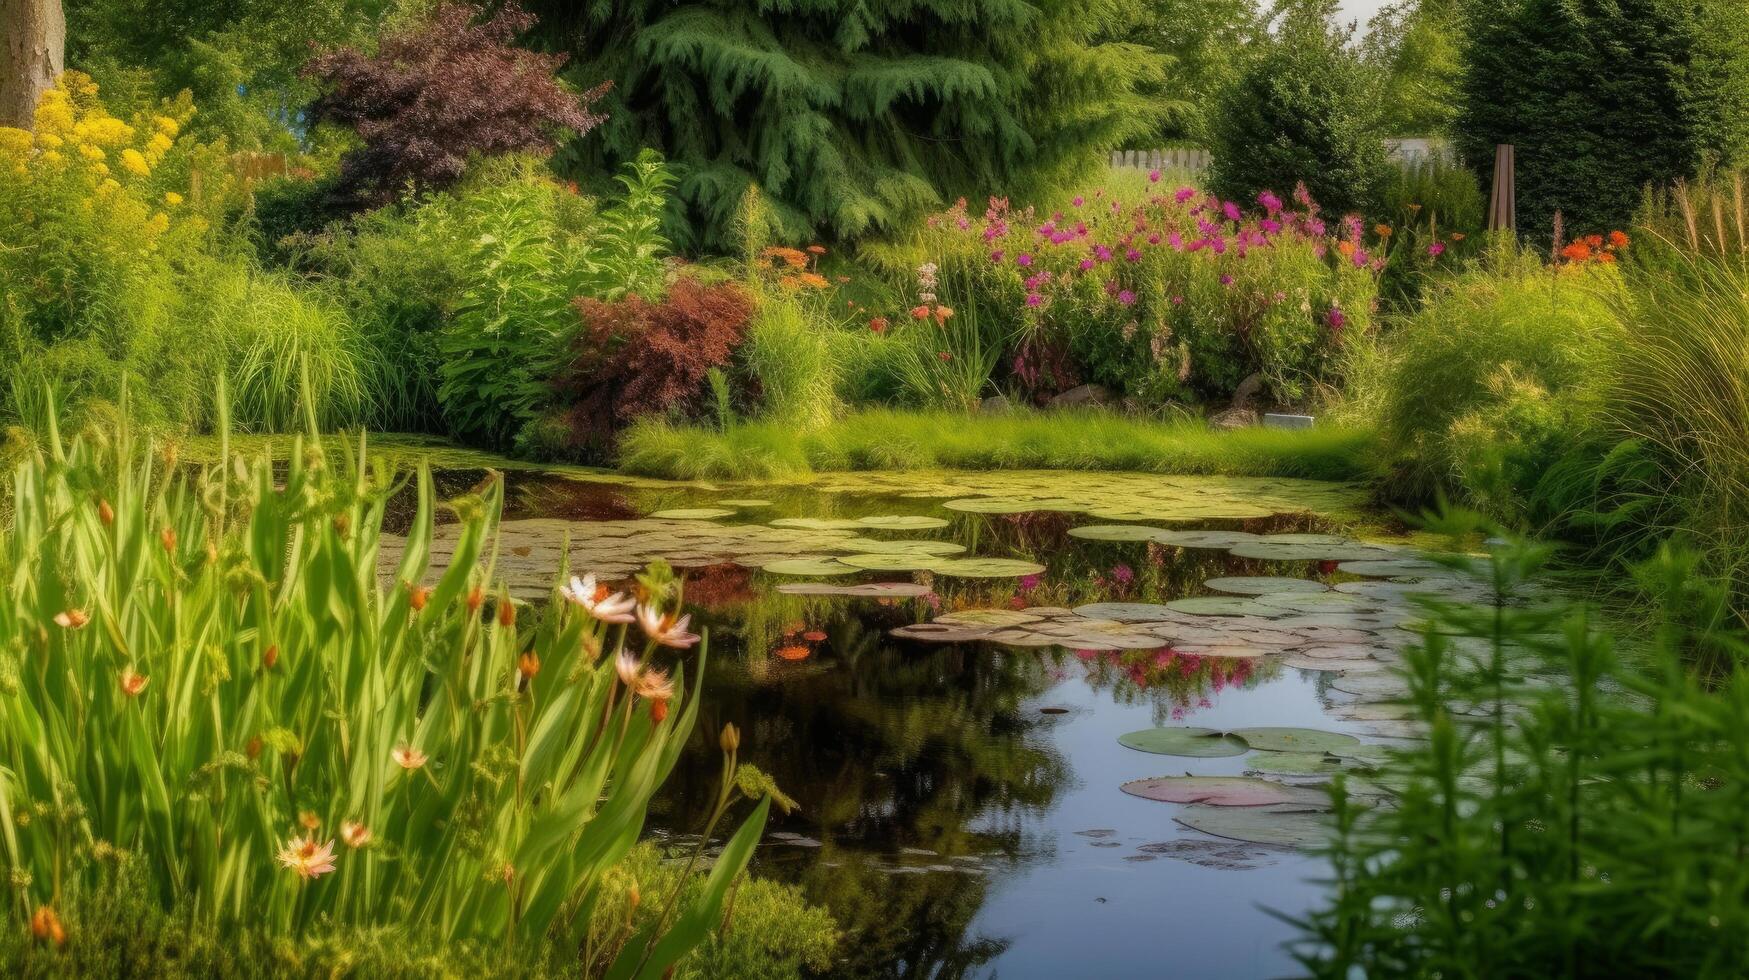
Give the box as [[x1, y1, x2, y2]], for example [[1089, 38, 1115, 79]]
[[1294, 516, 1749, 975], [0, 386, 776, 974]]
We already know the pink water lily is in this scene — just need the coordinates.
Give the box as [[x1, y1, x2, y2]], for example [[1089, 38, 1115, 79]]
[[277, 836, 337, 880], [637, 604, 701, 649]]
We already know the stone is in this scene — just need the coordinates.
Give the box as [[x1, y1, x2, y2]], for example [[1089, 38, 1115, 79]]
[[1047, 383, 1110, 409], [980, 393, 1013, 414], [1230, 373, 1265, 409], [1263, 413, 1315, 430], [1208, 406, 1258, 430]]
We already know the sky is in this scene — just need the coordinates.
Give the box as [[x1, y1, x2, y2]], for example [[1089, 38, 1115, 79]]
[[1338, 0, 1394, 30]]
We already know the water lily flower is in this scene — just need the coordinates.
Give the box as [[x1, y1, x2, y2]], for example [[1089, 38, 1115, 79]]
[[392, 743, 428, 770], [53, 609, 89, 630], [119, 666, 148, 697], [341, 821, 371, 848], [277, 835, 337, 880]]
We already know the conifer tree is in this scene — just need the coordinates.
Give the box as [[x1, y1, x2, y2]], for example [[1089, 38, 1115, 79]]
[[526, 0, 1163, 250], [1455, 0, 1749, 240]]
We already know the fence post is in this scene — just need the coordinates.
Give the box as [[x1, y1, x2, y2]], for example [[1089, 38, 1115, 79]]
[[1488, 144, 1516, 232]]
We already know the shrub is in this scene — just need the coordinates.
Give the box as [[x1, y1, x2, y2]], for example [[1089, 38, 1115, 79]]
[[1344, 242, 1624, 519], [0, 403, 778, 973], [1206, 7, 1392, 218], [555, 278, 755, 455], [303, 2, 608, 205], [525, 0, 1163, 249], [1454, 0, 1749, 241]]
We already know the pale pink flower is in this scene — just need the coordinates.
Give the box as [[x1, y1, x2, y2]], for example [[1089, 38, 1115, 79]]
[[392, 743, 428, 770], [637, 604, 701, 650], [562, 574, 636, 623], [277, 836, 337, 879]]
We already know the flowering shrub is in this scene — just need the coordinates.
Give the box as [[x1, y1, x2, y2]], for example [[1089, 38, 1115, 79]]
[[0, 411, 777, 970], [917, 178, 1379, 405], [1558, 230, 1631, 265]]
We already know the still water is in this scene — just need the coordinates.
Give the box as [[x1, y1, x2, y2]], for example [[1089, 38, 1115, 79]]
[[462, 467, 1446, 978]]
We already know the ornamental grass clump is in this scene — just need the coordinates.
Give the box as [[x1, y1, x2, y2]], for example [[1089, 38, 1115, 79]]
[[0, 389, 775, 975]]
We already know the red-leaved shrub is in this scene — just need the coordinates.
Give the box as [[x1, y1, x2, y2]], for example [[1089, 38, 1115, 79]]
[[304, 2, 607, 202], [556, 278, 753, 448]]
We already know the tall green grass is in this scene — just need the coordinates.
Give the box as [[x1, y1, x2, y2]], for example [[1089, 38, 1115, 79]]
[[738, 294, 843, 429], [617, 407, 1376, 482], [0, 390, 776, 974]]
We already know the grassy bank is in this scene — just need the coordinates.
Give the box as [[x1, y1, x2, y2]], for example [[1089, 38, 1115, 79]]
[[617, 409, 1377, 482]]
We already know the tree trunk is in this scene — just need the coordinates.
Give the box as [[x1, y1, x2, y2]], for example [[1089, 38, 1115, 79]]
[[0, 0, 65, 130]]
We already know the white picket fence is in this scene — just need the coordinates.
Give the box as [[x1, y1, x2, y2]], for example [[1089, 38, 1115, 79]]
[[1110, 138, 1453, 173]]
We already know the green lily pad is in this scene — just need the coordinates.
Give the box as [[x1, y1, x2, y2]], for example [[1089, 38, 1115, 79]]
[[1255, 592, 1380, 614], [1166, 596, 1274, 616], [1071, 602, 1180, 622], [649, 508, 735, 520], [929, 557, 1048, 578], [718, 499, 772, 507], [935, 609, 1044, 628], [837, 538, 965, 556], [1204, 576, 1330, 595], [1067, 525, 1167, 542], [857, 515, 950, 530], [838, 553, 939, 572], [1117, 727, 1250, 758], [775, 582, 933, 597], [1229, 541, 1400, 562], [1337, 558, 1459, 578], [942, 497, 1078, 514], [769, 517, 866, 530], [1228, 727, 1361, 754], [1152, 530, 1263, 549], [1120, 776, 1326, 807], [760, 558, 858, 576], [1242, 752, 1345, 776], [1174, 803, 1334, 848]]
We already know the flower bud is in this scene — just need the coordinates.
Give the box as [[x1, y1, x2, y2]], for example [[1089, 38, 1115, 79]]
[[498, 599, 516, 628], [466, 585, 484, 614], [263, 644, 279, 670], [408, 584, 429, 611], [719, 723, 740, 753], [97, 498, 114, 525], [160, 526, 177, 554], [518, 651, 541, 680], [30, 905, 65, 947], [649, 698, 668, 723]]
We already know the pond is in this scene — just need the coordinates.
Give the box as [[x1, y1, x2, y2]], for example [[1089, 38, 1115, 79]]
[[396, 465, 1485, 978]]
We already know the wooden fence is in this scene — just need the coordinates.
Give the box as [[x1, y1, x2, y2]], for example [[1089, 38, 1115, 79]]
[[1110, 138, 1454, 173]]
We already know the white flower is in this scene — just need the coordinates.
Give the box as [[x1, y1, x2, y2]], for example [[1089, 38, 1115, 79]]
[[561, 574, 636, 623], [637, 603, 701, 650]]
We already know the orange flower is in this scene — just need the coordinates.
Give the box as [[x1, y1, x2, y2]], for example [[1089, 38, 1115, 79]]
[[805, 244, 827, 255], [1337, 241, 1356, 258], [796, 272, 829, 289], [1374, 224, 1392, 238], [938, 351, 953, 362], [1609, 230, 1630, 249], [1561, 242, 1593, 263], [802, 629, 828, 642], [775, 644, 811, 661], [30, 905, 65, 947], [868, 317, 889, 333], [518, 651, 541, 679], [160, 526, 177, 553], [933, 305, 954, 323], [1583, 234, 1603, 248], [97, 498, 114, 525], [53, 609, 89, 630], [649, 698, 669, 723], [1451, 232, 1467, 241], [466, 585, 484, 613], [760, 246, 808, 269], [408, 583, 430, 611], [119, 666, 149, 697]]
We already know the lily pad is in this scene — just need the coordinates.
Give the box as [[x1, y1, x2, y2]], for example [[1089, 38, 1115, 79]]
[[775, 582, 933, 598], [1228, 727, 1361, 754], [760, 558, 858, 576], [649, 508, 735, 520], [929, 557, 1048, 578], [1152, 530, 1263, 549], [1116, 728, 1250, 758], [1174, 803, 1334, 848], [1255, 592, 1380, 614], [857, 515, 950, 530], [1337, 558, 1458, 578], [941, 496, 1077, 514], [769, 517, 866, 530], [718, 499, 772, 507], [839, 553, 941, 572], [1070, 602, 1180, 622], [1120, 776, 1326, 807], [1068, 525, 1167, 542], [1242, 752, 1345, 776], [935, 609, 1045, 628], [1166, 596, 1274, 617], [1204, 576, 1330, 596]]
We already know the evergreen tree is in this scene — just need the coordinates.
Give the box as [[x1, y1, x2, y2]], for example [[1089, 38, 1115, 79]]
[[1119, 0, 1264, 143], [524, 0, 1164, 250], [1363, 0, 1462, 137], [1205, 4, 1390, 216], [1454, 0, 1749, 240]]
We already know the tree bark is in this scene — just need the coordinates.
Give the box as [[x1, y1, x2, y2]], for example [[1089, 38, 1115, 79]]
[[0, 0, 65, 130]]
